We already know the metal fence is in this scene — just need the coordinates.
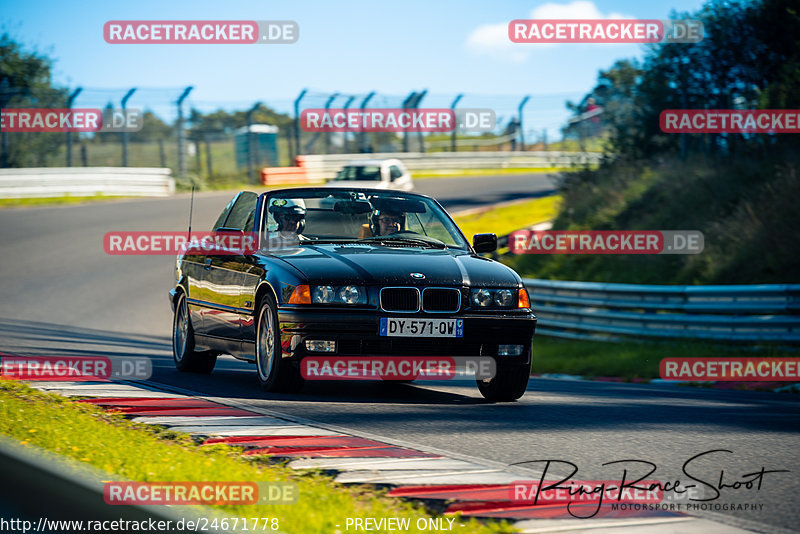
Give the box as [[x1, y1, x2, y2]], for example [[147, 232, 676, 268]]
[[524, 279, 800, 343], [1, 86, 590, 175]]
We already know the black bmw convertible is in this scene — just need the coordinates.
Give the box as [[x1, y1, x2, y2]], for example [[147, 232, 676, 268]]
[[169, 187, 536, 401]]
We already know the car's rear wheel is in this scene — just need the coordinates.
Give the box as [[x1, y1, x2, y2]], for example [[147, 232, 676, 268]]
[[477, 360, 531, 402], [255, 294, 304, 393], [172, 292, 217, 373]]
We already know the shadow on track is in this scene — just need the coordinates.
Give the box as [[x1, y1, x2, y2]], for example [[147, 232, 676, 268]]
[[0, 318, 484, 405]]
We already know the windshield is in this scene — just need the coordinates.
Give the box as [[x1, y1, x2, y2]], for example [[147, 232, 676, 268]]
[[334, 165, 382, 181], [262, 190, 468, 250]]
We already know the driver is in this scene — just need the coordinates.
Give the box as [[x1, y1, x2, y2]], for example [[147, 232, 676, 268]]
[[371, 207, 406, 236], [267, 198, 308, 247]]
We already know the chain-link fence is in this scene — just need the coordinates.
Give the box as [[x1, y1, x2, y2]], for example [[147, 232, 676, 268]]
[[1, 85, 597, 186]]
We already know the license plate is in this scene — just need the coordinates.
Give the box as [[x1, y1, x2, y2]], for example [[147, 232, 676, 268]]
[[380, 318, 463, 338]]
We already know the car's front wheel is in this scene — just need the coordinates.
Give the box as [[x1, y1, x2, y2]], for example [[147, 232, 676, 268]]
[[477, 360, 531, 402], [172, 292, 217, 373], [255, 294, 304, 393]]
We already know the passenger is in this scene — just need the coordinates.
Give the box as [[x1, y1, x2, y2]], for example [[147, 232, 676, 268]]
[[371, 207, 406, 236], [268, 198, 307, 247]]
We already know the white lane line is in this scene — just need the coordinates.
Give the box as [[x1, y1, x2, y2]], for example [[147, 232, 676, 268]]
[[27, 381, 114, 389], [288, 457, 480, 471], [41, 389, 182, 398], [177, 426, 341, 437], [131, 416, 296, 426], [154, 422, 303, 433], [26, 381, 182, 398], [335, 468, 520, 485]]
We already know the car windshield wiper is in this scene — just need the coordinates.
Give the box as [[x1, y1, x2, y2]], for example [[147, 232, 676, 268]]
[[302, 238, 361, 245], [361, 237, 448, 249]]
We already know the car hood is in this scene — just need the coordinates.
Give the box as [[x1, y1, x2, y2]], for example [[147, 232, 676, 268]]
[[267, 243, 521, 287]]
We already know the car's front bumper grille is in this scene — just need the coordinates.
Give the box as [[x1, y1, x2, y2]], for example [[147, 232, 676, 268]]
[[380, 287, 420, 312], [422, 288, 461, 313]]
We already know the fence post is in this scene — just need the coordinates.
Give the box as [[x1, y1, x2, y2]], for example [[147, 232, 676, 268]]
[[342, 96, 356, 153], [450, 94, 463, 152], [246, 102, 261, 184], [293, 89, 307, 157], [359, 91, 375, 153], [66, 87, 82, 167], [401, 92, 416, 153], [518, 95, 530, 151], [414, 90, 427, 153], [323, 92, 339, 154], [121, 88, 136, 167], [158, 139, 166, 167], [176, 86, 193, 177], [205, 136, 213, 176]]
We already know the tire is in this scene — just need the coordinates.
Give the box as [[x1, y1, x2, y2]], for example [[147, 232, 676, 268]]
[[477, 360, 531, 402], [255, 294, 304, 393], [172, 292, 217, 373]]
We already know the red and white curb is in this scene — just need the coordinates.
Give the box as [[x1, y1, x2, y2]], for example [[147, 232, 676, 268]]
[[25, 379, 763, 533]]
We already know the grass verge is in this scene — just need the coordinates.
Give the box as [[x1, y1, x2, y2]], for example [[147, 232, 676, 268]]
[[0, 194, 133, 208], [0, 380, 513, 534], [453, 196, 561, 240], [533, 337, 798, 385]]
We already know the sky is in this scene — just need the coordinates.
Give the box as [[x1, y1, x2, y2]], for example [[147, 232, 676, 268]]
[[2, 0, 709, 140]]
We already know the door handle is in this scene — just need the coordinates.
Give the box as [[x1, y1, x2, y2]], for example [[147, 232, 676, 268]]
[[204, 258, 212, 270]]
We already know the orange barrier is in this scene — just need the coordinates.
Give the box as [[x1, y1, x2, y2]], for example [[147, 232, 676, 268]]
[[260, 166, 309, 185]]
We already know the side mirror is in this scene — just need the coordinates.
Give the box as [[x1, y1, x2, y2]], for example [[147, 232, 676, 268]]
[[472, 233, 497, 253]]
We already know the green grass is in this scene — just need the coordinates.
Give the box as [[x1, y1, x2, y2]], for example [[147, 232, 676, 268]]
[[0, 194, 132, 208], [506, 155, 800, 284], [453, 196, 561, 240], [0, 381, 513, 534], [532, 337, 798, 384]]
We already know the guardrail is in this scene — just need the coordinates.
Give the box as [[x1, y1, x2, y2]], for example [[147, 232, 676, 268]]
[[523, 279, 800, 343], [290, 151, 602, 182], [0, 167, 175, 198]]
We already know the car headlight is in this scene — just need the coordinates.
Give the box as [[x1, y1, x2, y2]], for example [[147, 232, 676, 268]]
[[338, 285, 362, 304], [471, 289, 493, 307], [470, 288, 520, 308], [307, 285, 366, 305], [494, 289, 515, 307], [312, 286, 336, 303]]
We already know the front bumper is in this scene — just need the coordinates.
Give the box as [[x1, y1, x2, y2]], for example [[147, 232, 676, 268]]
[[276, 307, 536, 365]]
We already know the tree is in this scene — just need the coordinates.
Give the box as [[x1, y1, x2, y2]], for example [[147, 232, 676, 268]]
[[0, 33, 68, 167]]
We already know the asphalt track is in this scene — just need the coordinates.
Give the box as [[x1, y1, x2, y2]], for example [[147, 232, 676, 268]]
[[0, 173, 798, 533]]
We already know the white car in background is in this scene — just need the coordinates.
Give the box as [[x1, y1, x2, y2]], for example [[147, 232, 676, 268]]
[[328, 159, 414, 191]]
